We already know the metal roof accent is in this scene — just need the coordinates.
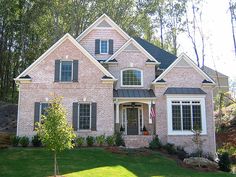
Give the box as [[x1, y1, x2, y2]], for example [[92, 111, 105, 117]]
[[19, 75, 31, 79], [164, 87, 206, 95], [113, 89, 156, 98], [156, 79, 166, 83]]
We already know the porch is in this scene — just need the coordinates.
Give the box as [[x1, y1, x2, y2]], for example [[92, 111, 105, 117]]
[[113, 89, 157, 139]]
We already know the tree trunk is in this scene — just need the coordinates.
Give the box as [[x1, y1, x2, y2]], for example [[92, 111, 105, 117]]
[[54, 151, 57, 177]]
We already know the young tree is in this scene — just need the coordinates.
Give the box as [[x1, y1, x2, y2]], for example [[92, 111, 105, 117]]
[[229, 0, 236, 57], [36, 97, 76, 177]]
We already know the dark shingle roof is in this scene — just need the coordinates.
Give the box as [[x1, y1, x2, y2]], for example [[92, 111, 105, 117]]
[[202, 79, 213, 84], [134, 37, 177, 69], [164, 87, 206, 95], [19, 75, 31, 79], [113, 89, 156, 98]]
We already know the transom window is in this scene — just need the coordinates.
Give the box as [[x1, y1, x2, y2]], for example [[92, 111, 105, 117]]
[[122, 69, 143, 86], [171, 100, 202, 131], [60, 61, 72, 82], [79, 103, 91, 130], [100, 40, 108, 54]]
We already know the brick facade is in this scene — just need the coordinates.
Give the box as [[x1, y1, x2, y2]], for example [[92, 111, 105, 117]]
[[16, 15, 216, 156]]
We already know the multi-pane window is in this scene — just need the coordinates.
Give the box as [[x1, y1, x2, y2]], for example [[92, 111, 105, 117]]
[[100, 40, 108, 54], [41, 103, 49, 116], [79, 104, 91, 130], [61, 61, 72, 82], [122, 69, 142, 86], [171, 101, 202, 131]]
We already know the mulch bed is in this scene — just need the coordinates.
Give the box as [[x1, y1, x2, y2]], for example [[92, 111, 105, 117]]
[[105, 146, 152, 156]]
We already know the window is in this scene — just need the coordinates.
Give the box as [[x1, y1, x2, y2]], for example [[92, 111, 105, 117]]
[[122, 69, 143, 86], [60, 61, 72, 82], [79, 103, 91, 130], [100, 40, 108, 54], [40, 103, 49, 116], [167, 97, 206, 135]]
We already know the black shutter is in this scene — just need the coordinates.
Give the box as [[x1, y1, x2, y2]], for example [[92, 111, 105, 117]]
[[54, 60, 60, 82], [91, 103, 97, 131], [34, 102, 40, 130], [109, 39, 113, 54], [95, 39, 100, 54], [73, 60, 78, 82], [72, 102, 78, 131]]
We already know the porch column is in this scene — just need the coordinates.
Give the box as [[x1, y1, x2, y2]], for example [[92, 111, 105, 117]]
[[116, 102, 120, 123], [148, 102, 152, 124]]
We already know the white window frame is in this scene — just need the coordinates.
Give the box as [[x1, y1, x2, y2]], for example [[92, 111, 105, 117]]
[[78, 102, 92, 131], [166, 95, 207, 135], [121, 68, 143, 87], [59, 60, 73, 82], [39, 102, 49, 121], [100, 40, 109, 54]]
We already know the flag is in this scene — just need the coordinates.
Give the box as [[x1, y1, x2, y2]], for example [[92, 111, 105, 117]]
[[150, 104, 156, 121]]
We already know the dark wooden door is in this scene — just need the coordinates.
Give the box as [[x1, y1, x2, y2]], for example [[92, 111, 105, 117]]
[[127, 108, 138, 135]]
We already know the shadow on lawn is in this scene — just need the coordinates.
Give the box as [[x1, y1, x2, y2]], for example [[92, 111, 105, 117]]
[[55, 148, 231, 177], [0, 147, 233, 177]]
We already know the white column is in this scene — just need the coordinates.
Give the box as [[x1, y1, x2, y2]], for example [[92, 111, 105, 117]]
[[148, 102, 152, 124], [116, 102, 120, 123]]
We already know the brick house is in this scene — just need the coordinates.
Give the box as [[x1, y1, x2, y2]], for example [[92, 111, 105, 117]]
[[15, 14, 216, 155]]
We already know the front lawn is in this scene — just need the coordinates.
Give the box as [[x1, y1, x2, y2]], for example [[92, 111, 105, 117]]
[[0, 148, 234, 177]]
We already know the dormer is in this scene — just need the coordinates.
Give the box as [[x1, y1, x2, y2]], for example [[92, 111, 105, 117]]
[[77, 14, 130, 61]]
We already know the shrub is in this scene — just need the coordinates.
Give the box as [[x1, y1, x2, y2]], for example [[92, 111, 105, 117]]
[[10, 135, 20, 147], [218, 152, 231, 172], [76, 137, 84, 147], [189, 150, 203, 158], [115, 132, 125, 146], [96, 135, 106, 146], [32, 135, 42, 147], [176, 146, 188, 160], [19, 136, 30, 147], [163, 143, 176, 155], [106, 135, 115, 146], [149, 135, 162, 150], [86, 136, 94, 147]]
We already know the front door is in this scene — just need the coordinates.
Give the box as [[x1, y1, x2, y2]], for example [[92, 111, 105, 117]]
[[127, 108, 138, 135]]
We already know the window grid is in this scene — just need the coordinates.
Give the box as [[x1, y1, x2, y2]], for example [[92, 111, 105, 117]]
[[61, 61, 72, 82], [41, 103, 49, 116], [100, 40, 108, 54], [171, 101, 201, 131], [79, 104, 91, 130], [122, 69, 142, 86]]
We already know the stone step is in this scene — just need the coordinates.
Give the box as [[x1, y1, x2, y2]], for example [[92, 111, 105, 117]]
[[123, 135, 153, 148]]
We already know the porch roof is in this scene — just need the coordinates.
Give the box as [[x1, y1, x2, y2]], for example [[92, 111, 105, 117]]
[[164, 87, 206, 95], [113, 89, 156, 98]]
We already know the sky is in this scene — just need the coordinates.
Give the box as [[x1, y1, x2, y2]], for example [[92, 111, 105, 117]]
[[178, 0, 236, 83]]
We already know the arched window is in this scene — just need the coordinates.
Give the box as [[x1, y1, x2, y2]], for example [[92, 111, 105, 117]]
[[121, 69, 143, 87]]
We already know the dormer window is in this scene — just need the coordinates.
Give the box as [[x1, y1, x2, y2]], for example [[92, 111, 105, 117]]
[[95, 39, 113, 55], [100, 40, 108, 54], [121, 68, 143, 87]]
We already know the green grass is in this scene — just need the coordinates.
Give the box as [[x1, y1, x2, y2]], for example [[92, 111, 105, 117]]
[[0, 148, 234, 177]]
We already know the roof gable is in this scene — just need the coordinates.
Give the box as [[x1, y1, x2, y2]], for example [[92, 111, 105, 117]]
[[153, 53, 215, 84], [105, 38, 160, 64], [76, 14, 130, 41], [15, 33, 115, 81]]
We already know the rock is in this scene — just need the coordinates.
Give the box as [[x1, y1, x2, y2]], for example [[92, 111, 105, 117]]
[[183, 157, 219, 169]]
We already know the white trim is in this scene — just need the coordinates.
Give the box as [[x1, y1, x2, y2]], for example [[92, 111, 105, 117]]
[[166, 95, 207, 135], [76, 14, 130, 41], [15, 33, 116, 81], [16, 87, 21, 136], [100, 40, 109, 54], [124, 105, 143, 135], [59, 60, 73, 82], [105, 38, 160, 64], [152, 53, 215, 84], [120, 68, 143, 87], [78, 102, 92, 131]]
